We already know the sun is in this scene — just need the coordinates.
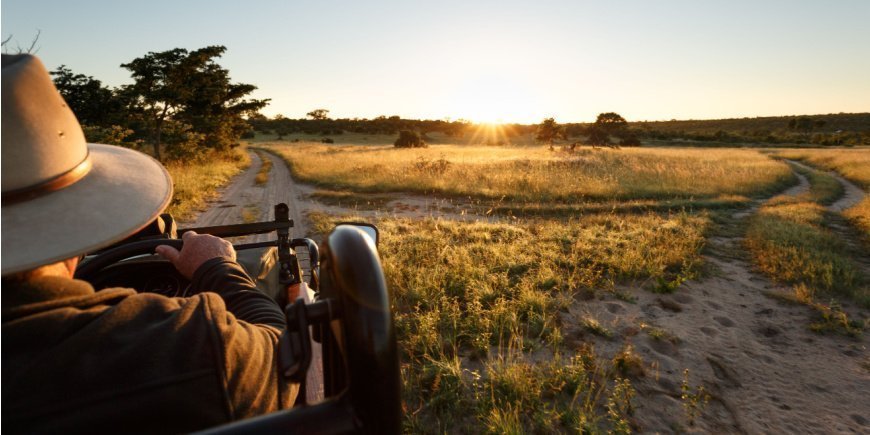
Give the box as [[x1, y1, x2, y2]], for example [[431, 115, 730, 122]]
[[449, 75, 537, 124]]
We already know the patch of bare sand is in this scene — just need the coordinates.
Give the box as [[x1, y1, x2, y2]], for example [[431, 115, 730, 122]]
[[565, 252, 869, 433], [559, 164, 869, 433]]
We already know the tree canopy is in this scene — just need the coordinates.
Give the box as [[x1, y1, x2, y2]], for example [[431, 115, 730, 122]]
[[120, 46, 268, 160], [587, 112, 633, 147], [306, 109, 330, 120], [51, 66, 126, 127], [535, 118, 566, 150], [51, 46, 269, 161]]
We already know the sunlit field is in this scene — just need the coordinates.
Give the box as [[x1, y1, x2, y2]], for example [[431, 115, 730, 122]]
[[288, 140, 870, 431], [265, 142, 794, 202], [771, 148, 870, 238], [771, 148, 870, 188], [309, 211, 709, 432]]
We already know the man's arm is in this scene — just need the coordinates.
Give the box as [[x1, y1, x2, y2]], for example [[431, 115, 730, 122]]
[[156, 231, 285, 329], [157, 231, 296, 415]]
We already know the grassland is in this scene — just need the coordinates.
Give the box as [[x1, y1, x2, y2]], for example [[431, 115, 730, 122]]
[[288, 139, 869, 431], [772, 148, 870, 188], [771, 148, 870, 238], [309, 211, 709, 433], [266, 142, 794, 203], [744, 154, 869, 335], [164, 148, 250, 221]]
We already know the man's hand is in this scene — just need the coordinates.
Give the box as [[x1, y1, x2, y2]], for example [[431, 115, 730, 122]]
[[155, 231, 236, 280]]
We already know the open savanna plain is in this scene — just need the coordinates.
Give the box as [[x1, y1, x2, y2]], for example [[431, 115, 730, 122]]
[[259, 138, 869, 433]]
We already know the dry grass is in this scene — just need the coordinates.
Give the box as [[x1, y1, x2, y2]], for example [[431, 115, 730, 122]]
[[772, 147, 870, 240], [164, 148, 250, 221], [267, 143, 794, 202], [771, 148, 870, 189], [309, 211, 708, 432], [844, 197, 870, 238], [745, 200, 863, 300], [253, 149, 272, 185]]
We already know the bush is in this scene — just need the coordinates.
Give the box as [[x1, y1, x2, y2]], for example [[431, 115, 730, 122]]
[[394, 130, 426, 148], [321, 138, 334, 144], [619, 134, 641, 147]]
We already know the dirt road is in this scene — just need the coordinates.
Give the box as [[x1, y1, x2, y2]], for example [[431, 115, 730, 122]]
[[183, 150, 311, 241], [569, 163, 869, 433]]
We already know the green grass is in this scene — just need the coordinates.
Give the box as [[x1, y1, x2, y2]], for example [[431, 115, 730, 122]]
[[790, 163, 844, 205], [774, 148, 870, 242], [745, 201, 862, 298], [268, 143, 794, 203], [309, 210, 708, 432]]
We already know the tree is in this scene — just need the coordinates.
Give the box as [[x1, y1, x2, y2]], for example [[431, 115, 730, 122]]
[[535, 118, 566, 150], [394, 130, 426, 148], [307, 109, 330, 120], [51, 66, 125, 127], [121, 46, 268, 161], [587, 112, 628, 148]]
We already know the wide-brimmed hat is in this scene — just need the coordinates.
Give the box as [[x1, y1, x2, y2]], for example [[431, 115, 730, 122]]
[[1, 54, 173, 275]]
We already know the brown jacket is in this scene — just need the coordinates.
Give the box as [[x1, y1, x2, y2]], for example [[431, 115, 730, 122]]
[[2, 259, 296, 434]]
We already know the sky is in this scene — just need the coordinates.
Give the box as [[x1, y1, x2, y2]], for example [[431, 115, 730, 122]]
[[3, 0, 869, 123]]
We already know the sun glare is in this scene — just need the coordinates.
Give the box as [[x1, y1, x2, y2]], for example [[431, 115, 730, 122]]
[[447, 75, 538, 124]]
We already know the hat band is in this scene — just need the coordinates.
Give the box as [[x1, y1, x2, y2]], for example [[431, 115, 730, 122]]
[[2, 153, 93, 205]]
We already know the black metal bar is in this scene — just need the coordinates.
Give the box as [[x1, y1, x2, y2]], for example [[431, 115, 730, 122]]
[[319, 226, 401, 434], [275, 204, 302, 285], [193, 399, 358, 435], [178, 220, 292, 239], [284, 299, 341, 332], [232, 240, 278, 251]]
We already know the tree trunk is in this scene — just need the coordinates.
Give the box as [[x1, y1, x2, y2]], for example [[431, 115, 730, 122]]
[[153, 105, 170, 162], [154, 119, 163, 162]]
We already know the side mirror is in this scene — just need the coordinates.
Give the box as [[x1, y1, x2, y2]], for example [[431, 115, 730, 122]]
[[335, 222, 379, 247]]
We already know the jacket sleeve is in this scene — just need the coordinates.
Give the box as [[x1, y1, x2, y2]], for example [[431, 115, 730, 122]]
[[192, 258, 297, 417], [191, 258, 286, 330]]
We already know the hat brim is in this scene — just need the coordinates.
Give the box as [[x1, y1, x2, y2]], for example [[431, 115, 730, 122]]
[[2, 143, 173, 275]]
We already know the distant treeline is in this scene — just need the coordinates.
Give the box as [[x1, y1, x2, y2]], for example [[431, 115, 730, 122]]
[[247, 114, 475, 138], [625, 113, 870, 146], [250, 112, 870, 146]]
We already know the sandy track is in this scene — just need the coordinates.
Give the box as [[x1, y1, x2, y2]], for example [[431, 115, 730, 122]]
[[183, 150, 311, 241]]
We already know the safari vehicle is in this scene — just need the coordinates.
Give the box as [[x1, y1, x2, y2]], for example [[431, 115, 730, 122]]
[[73, 203, 401, 434]]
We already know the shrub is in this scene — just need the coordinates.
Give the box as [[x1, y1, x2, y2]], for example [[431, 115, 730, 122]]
[[619, 134, 641, 147], [394, 130, 426, 148], [321, 138, 334, 144]]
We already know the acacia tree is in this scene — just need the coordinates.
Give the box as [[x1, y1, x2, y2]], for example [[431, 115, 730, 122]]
[[121, 46, 268, 161], [307, 109, 330, 120], [587, 112, 628, 148], [535, 117, 566, 150]]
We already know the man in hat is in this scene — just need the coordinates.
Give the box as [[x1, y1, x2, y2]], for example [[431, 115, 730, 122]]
[[1, 54, 296, 433]]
